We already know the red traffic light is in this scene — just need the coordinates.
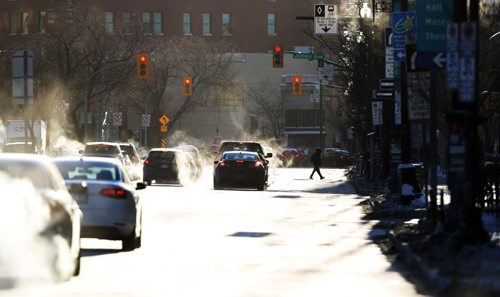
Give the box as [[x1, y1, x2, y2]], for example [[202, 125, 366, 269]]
[[292, 75, 302, 95], [273, 44, 284, 68], [183, 76, 193, 96], [137, 53, 149, 80]]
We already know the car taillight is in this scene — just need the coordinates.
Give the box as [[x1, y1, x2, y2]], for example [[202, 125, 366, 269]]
[[100, 188, 127, 199], [219, 161, 226, 167], [144, 159, 152, 165], [254, 161, 263, 168]]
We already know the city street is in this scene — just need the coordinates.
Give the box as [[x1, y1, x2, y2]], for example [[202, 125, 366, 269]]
[[2, 167, 429, 297]]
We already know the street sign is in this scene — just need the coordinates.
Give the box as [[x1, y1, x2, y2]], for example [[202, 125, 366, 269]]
[[314, 4, 338, 34], [385, 61, 394, 78], [376, 0, 393, 12], [160, 138, 167, 148], [392, 12, 417, 62], [380, 79, 394, 90], [372, 101, 383, 125], [416, 51, 447, 69], [160, 125, 168, 133], [12, 50, 34, 105], [394, 90, 402, 125], [112, 112, 122, 126], [141, 114, 151, 128], [385, 27, 393, 47], [318, 62, 333, 82], [458, 22, 477, 103], [373, 89, 393, 99], [408, 71, 431, 120], [416, 0, 454, 52], [310, 85, 320, 103], [159, 114, 170, 126], [293, 52, 325, 60], [446, 23, 459, 90]]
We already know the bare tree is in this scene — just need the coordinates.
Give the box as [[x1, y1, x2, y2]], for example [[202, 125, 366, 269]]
[[127, 37, 237, 146], [247, 79, 285, 139], [33, 0, 146, 141]]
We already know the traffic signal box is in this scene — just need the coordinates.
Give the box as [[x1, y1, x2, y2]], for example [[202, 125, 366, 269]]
[[272, 44, 284, 68], [292, 75, 302, 95], [183, 76, 192, 96], [137, 53, 149, 80]]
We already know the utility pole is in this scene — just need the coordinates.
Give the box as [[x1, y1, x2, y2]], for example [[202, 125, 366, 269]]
[[446, 0, 489, 244]]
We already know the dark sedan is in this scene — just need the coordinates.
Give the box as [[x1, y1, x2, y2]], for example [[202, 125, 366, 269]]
[[143, 148, 197, 185], [213, 151, 267, 191]]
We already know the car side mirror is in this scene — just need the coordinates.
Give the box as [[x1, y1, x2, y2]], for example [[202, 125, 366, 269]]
[[213, 160, 219, 165], [78, 149, 84, 154], [136, 182, 147, 190], [266, 153, 273, 158]]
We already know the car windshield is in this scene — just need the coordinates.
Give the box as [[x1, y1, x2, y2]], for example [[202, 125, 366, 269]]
[[84, 144, 120, 155], [55, 161, 121, 181], [223, 152, 258, 161], [219, 142, 263, 154], [148, 151, 175, 161]]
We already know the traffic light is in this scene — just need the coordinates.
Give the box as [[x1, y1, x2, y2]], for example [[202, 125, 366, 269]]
[[183, 76, 192, 96], [137, 53, 149, 80], [292, 75, 302, 95], [272, 44, 283, 68]]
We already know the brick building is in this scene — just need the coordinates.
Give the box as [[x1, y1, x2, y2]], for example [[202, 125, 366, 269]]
[[0, 0, 343, 149]]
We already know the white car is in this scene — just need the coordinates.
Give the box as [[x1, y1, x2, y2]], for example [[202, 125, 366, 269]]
[[0, 154, 83, 281], [53, 157, 146, 251]]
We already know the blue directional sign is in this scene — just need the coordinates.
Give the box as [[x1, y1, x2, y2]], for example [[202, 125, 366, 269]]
[[417, 0, 453, 52], [416, 51, 447, 69], [392, 12, 417, 62]]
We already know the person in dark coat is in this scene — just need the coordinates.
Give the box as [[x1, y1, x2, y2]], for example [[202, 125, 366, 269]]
[[310, 148, 325, 179]]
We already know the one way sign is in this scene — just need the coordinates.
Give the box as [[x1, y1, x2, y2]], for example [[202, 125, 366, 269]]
[[314, 4, 338, 34]]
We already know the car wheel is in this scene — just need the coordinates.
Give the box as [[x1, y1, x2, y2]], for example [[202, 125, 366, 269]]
[[257, 183, 266, 191], [122, 232, 136, 251]]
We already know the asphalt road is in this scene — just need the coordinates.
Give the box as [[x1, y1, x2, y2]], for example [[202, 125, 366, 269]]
[[1, 167, 430, 297]]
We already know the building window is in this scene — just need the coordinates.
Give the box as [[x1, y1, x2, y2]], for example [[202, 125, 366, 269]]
[[39, 11, 46, 33], [222, 13, 231, 36], [267, 13, 276, 35], [183, 12, 191, 35], [22, 12, 29, 34], [142, 12, 151, 34], [123, 12, 131, 34], [202, 13, 211, 36], [105, 12, 114, 34], [9, 12, 17, 34], [153, 12, 162, 34]]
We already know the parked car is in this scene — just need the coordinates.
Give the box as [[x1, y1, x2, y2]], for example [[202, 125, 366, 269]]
[[278, 148, 300, 167], [143, 148, 197, 185], [53, 156, 145, 251], [2, 142, 39, 154], [323, 148, 354, 168], [0, 154, 83, 279], [213, 151, 267, 191]]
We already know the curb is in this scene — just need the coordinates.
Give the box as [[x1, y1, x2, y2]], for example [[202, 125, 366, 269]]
[[388, 230, 451, 293]]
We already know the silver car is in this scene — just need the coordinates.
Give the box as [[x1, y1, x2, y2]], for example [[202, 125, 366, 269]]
[[53, 157, 145, 251], [0, 154, 83, 281]]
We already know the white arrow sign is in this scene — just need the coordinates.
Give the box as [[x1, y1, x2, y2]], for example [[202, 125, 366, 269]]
[[433, 52, 446, 68], [314, 4, 338, 35]]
